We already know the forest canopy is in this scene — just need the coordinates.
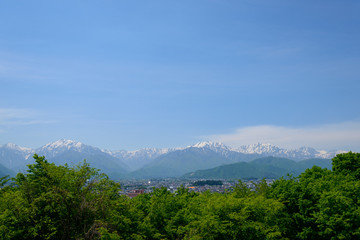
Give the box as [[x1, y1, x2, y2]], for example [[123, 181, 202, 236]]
[[0, 152, 359, 239]]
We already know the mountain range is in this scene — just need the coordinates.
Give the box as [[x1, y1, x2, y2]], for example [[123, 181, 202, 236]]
[[0, 139, 344, 179]]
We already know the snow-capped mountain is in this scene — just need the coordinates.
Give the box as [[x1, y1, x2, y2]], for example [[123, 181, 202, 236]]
[[104, 148, 171, 160], [190, 141, 230, 152], [127, 141, 343, 178], [36, 139, 103, 158], [1, 139, 346, 178], [1, 140, 131, 177], [189, 141, 234, 158], [3, 143, 33, 154], [0, 143, 35, 171], [236, 143, 285, 155], [106, 141, 237, 171], [186, 141, 341, 160], [233, 143, 342, 160], [103, 148, 174, 171], [2, 143, 34, 159]]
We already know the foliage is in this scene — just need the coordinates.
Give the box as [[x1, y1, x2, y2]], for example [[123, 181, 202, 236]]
[[0, 152, 359, 239], [332, 151, 360, 179], [269, 153, 360, 240], [0, 154, 121, 239]]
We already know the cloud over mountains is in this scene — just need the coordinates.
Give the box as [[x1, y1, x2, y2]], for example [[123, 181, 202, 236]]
[[208, 121, 360, 152]]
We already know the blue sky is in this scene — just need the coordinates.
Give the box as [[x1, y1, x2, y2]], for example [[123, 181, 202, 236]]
[[1, 0, 360, 151]]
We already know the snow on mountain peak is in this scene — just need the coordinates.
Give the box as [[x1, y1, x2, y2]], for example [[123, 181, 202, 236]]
[[3, 143, 33, 152], [2, 139, 344, 171], [36, 139, 100, 158], [189, 141, 232, 157], [43, 139, 83, 149], [232, 142, 342, 160], [191, 141, 228, 149], [5, 143, 17, 149], [236, 143, 282, 154]]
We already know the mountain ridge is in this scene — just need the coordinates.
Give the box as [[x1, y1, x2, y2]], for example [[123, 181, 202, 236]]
[[1, 140, 343, 162], [0, 139, 345, 179]]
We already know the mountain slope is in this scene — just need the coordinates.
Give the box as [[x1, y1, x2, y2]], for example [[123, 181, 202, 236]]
[[234, 143, 341, 160], [0, 163, 15, 177], [36, 139, 130, 178], [128, 148, 230, 178], [183, 157, 332, 179], [296, 158, 332, 173], [251, 157, 299, 170], [1, 140, 131, 178], [127, 145, 263, 179], [183, 162, 275, 180], [106, 141, 340, 174], [104, 148, 173, 171], [191, 141, 261, 162], [49, 151, 129, 178], [0, 140, 340, 179], [37, 139, 106, 158], [0, 143, 34, 172]]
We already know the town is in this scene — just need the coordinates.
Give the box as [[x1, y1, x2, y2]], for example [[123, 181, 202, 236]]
[[119, 178, 275, 197]]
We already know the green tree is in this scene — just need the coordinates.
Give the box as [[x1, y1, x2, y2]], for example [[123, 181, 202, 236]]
[[0, 154, 121, 240], [233, 180, 252, 198], [269, 156, 360, 240], [332, 152, 360, 179]]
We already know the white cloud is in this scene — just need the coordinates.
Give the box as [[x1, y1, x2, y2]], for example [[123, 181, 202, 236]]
[[207, 122, 360, 151], [0, 108, 33, 121], [0, 108, 53, 126]]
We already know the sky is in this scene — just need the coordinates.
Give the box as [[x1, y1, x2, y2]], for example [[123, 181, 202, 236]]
[[1, 0, 360, 151]]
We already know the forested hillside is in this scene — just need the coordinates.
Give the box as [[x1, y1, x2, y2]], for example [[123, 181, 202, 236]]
[[0, 152, 359, 239], [0, 163, 14, 178], [184, 157, 332, 179]]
